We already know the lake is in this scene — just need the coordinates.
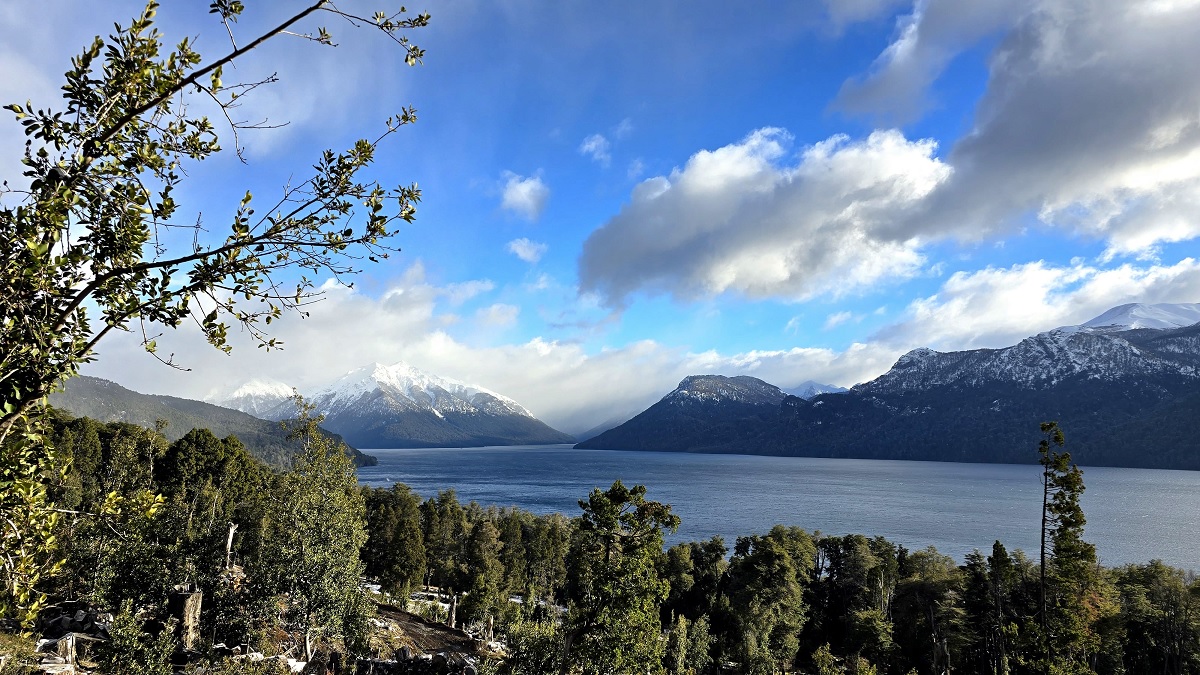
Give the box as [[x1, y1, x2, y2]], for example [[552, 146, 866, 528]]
[[356, 445, 1200, 571]]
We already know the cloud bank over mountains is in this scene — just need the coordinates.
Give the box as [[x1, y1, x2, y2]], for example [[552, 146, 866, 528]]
[[86, 256, 1200, 435], [8, 0, 1200, 434]]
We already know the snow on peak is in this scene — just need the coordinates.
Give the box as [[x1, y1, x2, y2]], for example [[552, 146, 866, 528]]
[[894, 347, 940, 368], [1081, 303, 1200, 331], [208, 378, 296, 418], [318, 361, 533, 418], [217, 379, 295, 401], [783, 380, 848, 399]]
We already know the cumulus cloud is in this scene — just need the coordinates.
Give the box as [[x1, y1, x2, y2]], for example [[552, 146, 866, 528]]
[[579, 133, 612, 167], [506, 238, 548, 264], [578, 128, 950, 307], [842, 0, 1200, 257], [927, 1, 1200, 255], [586, 1, 1200, 307], [500, 171, 550, 221]]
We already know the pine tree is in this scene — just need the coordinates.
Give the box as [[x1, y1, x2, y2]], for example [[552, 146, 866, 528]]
[[1036, 421, 1113, 674]]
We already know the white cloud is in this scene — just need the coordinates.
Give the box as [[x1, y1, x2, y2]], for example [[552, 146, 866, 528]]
[[475, 303, 520, 328], [922, 0, 1200, 256], [79, 253, 1200, 437], [836, 0, 1026, 123], [875, 258, 1200, 351], [526, 273, 554, 292], [578, 133, 612, 167], [824, 311, 854, 330], [840, 0, 1200, 257], [442, 278, 495, 306], [578, 128, 950, 306], [613, 118, 634, 139], [500, 171, 550, 221], [506, 238, 548, 264], [75, 260, 897, 435], [627, 158, 645, 181]]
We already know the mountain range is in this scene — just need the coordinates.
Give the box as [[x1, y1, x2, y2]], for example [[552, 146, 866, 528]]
[[48, 376, 374, 468], [214, 362, 574, 449], [579, 303, 1200, 470]]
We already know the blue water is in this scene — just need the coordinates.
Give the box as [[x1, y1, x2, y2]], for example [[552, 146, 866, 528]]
[[357, 445, 1200, 571]]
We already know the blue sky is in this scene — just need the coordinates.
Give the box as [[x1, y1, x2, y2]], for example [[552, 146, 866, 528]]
[[4, 0, 1200, 434]]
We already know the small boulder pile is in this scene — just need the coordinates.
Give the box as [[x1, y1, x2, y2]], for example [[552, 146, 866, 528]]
[[30, 602, 112, 673]]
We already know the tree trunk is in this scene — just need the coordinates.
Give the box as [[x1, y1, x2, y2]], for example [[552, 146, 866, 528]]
[[224, 522, 238, 570], [558, 628, 579, 675], [1040, 470, 1049, 675]]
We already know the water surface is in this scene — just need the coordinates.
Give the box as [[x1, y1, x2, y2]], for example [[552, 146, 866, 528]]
[[357, 445, 1200, 570]]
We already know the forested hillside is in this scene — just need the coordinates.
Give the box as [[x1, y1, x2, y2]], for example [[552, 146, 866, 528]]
[[49, 376, 375, 468], [3, 415, 1196, 674]]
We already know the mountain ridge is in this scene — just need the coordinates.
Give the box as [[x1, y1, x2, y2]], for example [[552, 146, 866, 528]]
[[578, 303, 1200, 469], [49, 376, 374, 468], [219, 361, 572, 449]]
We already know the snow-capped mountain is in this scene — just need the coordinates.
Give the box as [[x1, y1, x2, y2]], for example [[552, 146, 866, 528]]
[[784, 380, 848, 399], [666, 375, 787, 407], [1079, 302, 1200, 331], [577, 375, 786, 452], [210, 379, 295, 418], [312, 362, 535, 422], [580, 303, 1200, 469], [225, 361, 572, 449], [861, 317, 1200, 396]]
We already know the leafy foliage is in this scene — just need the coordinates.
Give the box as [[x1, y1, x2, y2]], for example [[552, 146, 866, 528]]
[[0, 0, 427, 433], [0, 0, 427, 627], [95, 601, 177, 675], [259, 404, 369, 657], [561, 480, 680, 674], [0, 411, 63, 629]]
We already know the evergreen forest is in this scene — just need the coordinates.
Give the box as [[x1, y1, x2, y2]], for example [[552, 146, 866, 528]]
[[0, 411, 1196, 674]]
